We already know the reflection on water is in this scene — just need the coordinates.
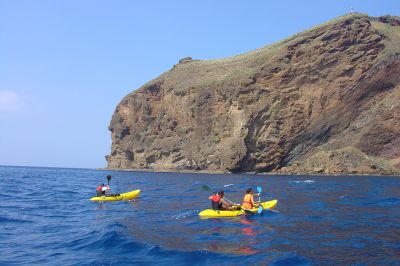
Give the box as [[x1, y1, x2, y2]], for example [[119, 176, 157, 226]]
[[200, 216, 260, 255], [238, 217, 257, 254]]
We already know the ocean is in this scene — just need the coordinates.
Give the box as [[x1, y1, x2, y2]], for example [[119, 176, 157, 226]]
[[0, 165, 399, 265]]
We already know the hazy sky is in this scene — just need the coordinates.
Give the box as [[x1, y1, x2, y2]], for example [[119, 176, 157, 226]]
[[1, 1, 399, 168]]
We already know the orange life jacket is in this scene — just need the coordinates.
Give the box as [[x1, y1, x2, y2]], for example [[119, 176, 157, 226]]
[[242, 193, 253, 209]]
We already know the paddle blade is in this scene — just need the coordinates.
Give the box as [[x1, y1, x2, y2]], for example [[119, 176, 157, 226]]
[[257, 205, 263, 214], [201, 185, 212, 191], [256, 186, 262, 193]]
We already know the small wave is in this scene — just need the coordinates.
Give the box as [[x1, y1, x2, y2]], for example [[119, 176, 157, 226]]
[[224, 184, 234, 187], [147, 246, 216, 265], [271, 254, 311, 266], [63, 229, 147, 256], [340, 197, 400, 207], [0, 193, 15, 198], [289, 180, 315, 184], [368, 197, 400, 207], [106, 221, 127, 230], [0, 216, 33, 224]]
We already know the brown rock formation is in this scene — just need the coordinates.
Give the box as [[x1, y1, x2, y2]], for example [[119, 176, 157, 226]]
[[106, 14, 400, 175]]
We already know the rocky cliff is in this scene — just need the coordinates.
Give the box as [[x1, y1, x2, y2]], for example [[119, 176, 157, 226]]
[[106, 14, 400, 175]]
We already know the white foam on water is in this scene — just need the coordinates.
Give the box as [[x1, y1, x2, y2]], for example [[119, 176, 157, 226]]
[[290, 180, 315, 184], [172, 210, 198, 220]]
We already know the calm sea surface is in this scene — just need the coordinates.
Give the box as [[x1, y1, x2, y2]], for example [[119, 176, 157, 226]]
[[0, 165, 399, 265]]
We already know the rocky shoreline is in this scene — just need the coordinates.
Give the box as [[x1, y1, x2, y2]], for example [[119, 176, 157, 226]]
[[98, 166, 400, 177]]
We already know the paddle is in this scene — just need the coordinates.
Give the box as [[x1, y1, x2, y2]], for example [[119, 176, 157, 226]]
[[105, 175, 112, 196], [256, 186, 263, 214], [255, 186, 280, 214]]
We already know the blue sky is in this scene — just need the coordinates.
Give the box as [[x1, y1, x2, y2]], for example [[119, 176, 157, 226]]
[[1, 1, 399, 168]]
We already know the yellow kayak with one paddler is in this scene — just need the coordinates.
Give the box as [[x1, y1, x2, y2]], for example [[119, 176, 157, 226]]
[[199, 199, 278, 218], [90, 189, 141, 201]]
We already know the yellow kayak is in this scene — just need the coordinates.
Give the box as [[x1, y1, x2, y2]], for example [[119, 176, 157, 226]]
[[199, 199, 278, 217], [90, 189, 141, 201]]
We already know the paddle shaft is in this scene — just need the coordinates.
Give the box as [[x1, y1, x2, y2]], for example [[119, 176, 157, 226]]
[[106, 175, 112, 194], [222, 197, 237, 205], [256, 186, 263, 214]]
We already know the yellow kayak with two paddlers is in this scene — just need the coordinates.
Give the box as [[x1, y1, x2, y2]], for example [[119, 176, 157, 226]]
[[198, 199, 278, 217], [90, 189, 141, 201]]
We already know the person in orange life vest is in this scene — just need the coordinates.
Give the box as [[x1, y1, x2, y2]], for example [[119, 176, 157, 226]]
[[95, 183, 110, 196], [208, 190, 235, 210], [242, 188, 260, 210]]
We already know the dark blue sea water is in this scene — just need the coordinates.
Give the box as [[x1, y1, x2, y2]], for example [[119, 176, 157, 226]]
[[0, 165, 399, 265]]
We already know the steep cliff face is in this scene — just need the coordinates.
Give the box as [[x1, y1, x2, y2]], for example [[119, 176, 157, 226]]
[[106, 14, 400, 175]]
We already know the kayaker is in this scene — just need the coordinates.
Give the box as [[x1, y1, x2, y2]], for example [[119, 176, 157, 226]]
[[95, 183, 110, 196], [242, 188, 259, 210], [208, 190, 236, 210]]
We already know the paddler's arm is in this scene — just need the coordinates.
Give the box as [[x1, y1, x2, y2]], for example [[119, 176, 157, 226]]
[[102, 186, 111, 195], [220, 197, 233, 207], [251, 195, 259, 207]]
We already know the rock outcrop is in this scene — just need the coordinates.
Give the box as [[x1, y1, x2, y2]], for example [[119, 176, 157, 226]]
[[106, 14, 400, 175]]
